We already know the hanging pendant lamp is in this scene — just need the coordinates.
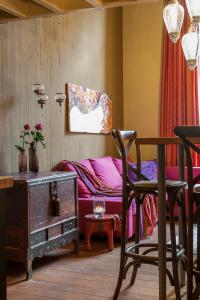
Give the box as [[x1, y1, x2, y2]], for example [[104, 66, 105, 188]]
[[163, 0, 200, 70], [185, 0, 200, 27], [163, 0, 184, 43], [182, 28, 199, 70]]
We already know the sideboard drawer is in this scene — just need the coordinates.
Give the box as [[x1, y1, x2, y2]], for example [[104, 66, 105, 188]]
[[29, 178, 76, 232]]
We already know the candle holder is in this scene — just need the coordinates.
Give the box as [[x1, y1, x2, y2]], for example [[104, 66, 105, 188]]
[[93, 197, 105, 218], [36, 93, 48, 109], [33, 84, 66, 113], [55, 92, 66, 108], [33, 83, 48, 109]]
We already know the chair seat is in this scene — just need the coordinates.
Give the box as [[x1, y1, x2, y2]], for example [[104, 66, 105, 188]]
[[132, 180, 187, 192]]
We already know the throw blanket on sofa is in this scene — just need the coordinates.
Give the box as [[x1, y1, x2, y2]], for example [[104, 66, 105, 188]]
[[54, 160, 122, 196], [54, 160, 158, 237]]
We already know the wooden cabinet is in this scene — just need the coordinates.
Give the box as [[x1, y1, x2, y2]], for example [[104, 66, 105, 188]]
[[0, 177, 13, 300], [5, 171, 79, 280]]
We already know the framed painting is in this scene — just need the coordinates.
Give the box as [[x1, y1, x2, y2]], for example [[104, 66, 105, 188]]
[[66, 83, 112, 134]]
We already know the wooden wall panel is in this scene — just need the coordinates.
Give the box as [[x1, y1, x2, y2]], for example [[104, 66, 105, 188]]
[[0, 8, 123, 173]]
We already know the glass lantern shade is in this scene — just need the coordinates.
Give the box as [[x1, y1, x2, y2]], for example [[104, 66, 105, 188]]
[[182, 31, 199, 70], [186, 0, 200, 26], [163, 1, 184, 43], [33, 83, 45, 95], [93, 197, 105, 218]]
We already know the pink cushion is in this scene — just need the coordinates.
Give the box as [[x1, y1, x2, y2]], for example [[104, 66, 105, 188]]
[[89, 156, 122, 188], [79, 159, 95, 176], [61, 162, 92, 198], [112, 158, 123, 176]]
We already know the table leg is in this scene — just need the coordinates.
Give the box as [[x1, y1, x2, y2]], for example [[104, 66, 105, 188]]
[[0, 189, 7, 300], [158, 144, 166, 300], [85, 223, 92, 251], [107, 228, 114, 251]]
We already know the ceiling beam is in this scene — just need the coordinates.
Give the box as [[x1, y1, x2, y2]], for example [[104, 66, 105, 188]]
[[104, 0, 159, 7], [0, 0, 27, 18], [32, 0, 64, 14], [84, 0, 103, 8], [104, 0, 137, 8]]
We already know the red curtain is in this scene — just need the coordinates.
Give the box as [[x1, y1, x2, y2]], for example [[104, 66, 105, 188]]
[[160, 0, 199, 166]]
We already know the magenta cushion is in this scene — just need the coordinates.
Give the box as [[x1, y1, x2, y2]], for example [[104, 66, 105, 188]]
[[61, 162, 92, 198], [89, 156, 122, 188], [112, 158, 123, 176], [79, 159, 95, 176]]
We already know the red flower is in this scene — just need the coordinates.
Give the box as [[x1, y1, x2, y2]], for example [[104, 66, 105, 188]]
[[24, 123, 30, 130], [35, 123, 44, 130]]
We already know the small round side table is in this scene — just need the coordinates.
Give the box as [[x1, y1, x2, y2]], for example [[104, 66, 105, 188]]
[[85, 214, 115, 251]]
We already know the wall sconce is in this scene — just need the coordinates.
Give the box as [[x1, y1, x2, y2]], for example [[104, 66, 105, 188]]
[[55, 92, 66, 107], [33, 84, 66, 114], [36, 93, 49, 110], [33, 83, 49, 110]]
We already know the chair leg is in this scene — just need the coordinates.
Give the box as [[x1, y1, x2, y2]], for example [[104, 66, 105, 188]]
[[178, 191, 187, 255], [192, 283, 200, 300], [130, 196, 141, 286], [195, 202, 200, 285], [168, 192, 181, 300], [113, 196, 128, 300], [187, 193, 194, 300], [113, 249, 126, 300], [178, 191, 187, 287]]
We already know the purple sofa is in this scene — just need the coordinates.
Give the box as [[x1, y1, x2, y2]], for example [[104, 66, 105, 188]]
[[55, 156, 200, 238]]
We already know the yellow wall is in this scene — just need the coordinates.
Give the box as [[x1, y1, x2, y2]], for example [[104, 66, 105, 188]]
[[0, 8, 123, 173], [123, 2, 163, 159]]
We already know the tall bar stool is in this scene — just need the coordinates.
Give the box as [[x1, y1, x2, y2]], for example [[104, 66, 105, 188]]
[[174, 126, 200, 300], [112, 129, 187, 300]]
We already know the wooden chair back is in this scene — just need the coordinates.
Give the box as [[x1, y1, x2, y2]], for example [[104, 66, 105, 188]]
[[112, 129, 149, 201], [174, 126, 200, 188]]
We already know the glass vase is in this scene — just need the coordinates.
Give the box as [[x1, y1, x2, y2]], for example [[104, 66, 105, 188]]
[[29, 144, 39, 173], [19, 150, 27, 173]]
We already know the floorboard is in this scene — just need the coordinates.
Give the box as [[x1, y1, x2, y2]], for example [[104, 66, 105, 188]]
[[6, 227, 196, 300]]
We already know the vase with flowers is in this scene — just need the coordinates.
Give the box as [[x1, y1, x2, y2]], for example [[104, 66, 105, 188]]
[[15, 123, 46, 173], [15, 124, 30, 172], [29, 123, 46, 172]]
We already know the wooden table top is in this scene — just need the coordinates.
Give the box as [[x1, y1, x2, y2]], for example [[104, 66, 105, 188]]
[[135, 137, 200, 145], [85, 214, 114, 221], [0, 176, 13, 190]]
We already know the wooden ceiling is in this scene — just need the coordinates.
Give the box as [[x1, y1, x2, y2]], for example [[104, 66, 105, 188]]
[[0, 0, 160, 23]]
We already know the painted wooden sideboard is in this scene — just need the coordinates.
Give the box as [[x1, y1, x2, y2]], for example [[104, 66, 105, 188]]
[[5, 171, 79, 280]]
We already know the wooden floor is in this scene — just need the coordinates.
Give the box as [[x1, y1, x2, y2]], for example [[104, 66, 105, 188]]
[[6, 231, 193, 300]]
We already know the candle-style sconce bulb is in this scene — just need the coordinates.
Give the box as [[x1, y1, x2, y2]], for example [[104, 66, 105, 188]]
[[33, 83, 45, 96]]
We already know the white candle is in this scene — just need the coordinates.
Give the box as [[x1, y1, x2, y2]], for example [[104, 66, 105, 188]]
[[94, 205, 105, 215]]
